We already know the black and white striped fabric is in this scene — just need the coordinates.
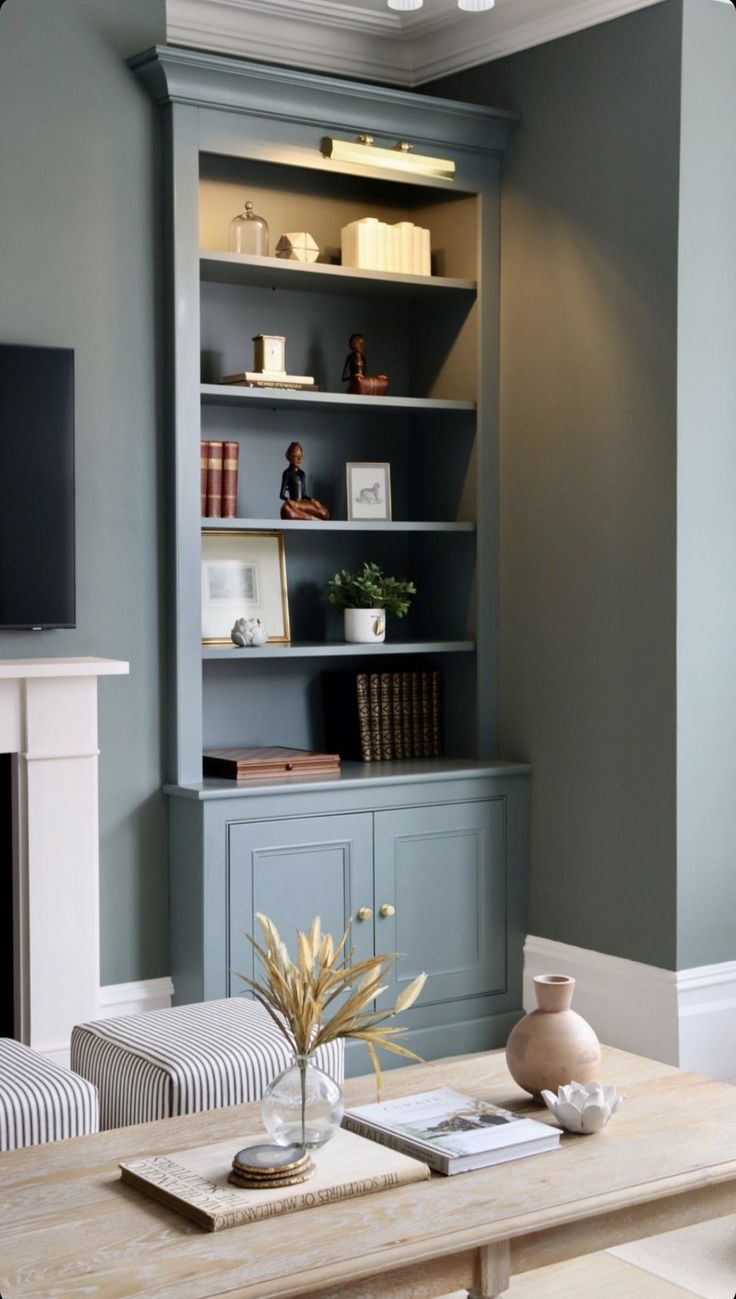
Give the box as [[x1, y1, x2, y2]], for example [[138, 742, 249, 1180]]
[[71, 998, 344, 1131], [0, 1038, 99, 1151]]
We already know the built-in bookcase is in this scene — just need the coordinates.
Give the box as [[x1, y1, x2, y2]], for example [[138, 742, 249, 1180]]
[[133, 49, 530, 1052]]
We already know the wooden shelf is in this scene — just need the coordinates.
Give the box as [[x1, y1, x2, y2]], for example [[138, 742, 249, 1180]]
[[165, 759, 532, 802], [201, 385, 476, 415], [200, 251, 477, 299], [203, 640, 475, 661], [201, 518, 475, 533]]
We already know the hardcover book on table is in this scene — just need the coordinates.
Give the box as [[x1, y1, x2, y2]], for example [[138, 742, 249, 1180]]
[[120, 1128, 429, 1232], [342, 1087, 560, 1175]]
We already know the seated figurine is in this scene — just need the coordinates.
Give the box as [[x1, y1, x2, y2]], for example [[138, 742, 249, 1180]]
[[279, 441, 329, 520], [341, 333, 388, 396]]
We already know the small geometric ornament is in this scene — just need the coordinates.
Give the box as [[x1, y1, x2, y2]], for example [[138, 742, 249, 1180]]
[[276, 232, 320, 263]]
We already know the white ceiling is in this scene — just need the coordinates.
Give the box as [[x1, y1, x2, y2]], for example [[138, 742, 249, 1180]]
[[166, 0, 669, 86]]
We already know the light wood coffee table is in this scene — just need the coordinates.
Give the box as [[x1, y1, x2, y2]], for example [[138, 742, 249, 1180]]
[[1, 1046, 736, 1299]]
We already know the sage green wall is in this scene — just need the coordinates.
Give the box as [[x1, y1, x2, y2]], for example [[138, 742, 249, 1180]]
[[0, 0, 167, 985], [676, 0, 736, 968], [430, 3, 682, 968]]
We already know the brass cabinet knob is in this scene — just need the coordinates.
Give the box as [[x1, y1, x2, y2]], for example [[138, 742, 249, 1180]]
[[357, 906, 373, 922], [379, 903, 396, 918]]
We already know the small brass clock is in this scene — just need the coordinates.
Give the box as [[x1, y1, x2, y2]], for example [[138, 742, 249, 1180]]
[[252, 333, 286, 376]]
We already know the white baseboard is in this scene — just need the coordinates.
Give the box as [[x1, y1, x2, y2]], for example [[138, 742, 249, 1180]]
[[97, 976, 175, 1019], [37, 978, 175, 1070], [677, 961, 736, 1079], [42, 1045, 72, 1070], [524, 936, 736, 1081]]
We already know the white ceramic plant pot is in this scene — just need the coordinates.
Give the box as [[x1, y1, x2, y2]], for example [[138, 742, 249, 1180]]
[[344, 607, 386, 644]]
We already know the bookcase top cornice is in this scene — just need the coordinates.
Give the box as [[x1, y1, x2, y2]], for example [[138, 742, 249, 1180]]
[[128, 45, 518, 157]]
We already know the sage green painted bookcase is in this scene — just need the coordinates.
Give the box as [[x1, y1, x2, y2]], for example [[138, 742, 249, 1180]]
[[132, 46, 530, 1067]]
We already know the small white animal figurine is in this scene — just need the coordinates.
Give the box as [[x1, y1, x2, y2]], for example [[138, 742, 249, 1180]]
[[356, 482, 382, 504], [231, 617, 268, 647], [541, 1081, 624, 1134]]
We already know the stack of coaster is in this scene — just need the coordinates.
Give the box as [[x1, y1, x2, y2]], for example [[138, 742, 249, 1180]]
[[227, 1143, 315, 1189]]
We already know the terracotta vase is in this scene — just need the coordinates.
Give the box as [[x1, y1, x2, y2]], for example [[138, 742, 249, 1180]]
[[505, 974, 601, 1098]]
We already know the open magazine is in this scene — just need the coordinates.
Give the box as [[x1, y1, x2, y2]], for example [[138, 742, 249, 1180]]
[[343, 1086, 560, 1175]]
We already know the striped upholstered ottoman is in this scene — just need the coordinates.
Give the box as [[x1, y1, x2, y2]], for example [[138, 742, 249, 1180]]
[[71, 998, 344, 1131], [0, 1038, 99, 1151]]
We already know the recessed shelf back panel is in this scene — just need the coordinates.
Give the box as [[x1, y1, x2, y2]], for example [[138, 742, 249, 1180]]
[[202, 654, 476, 757], [200, 409, 475, 522], [200, 283, 475, 401], [199, 154, 479, 280]]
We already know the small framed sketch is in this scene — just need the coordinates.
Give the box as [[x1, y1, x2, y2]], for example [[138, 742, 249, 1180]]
[[346, 462, 392, 522], [201, 530, 290, 644]]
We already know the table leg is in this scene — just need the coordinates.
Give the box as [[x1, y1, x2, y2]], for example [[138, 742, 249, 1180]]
[[468, 1241, 511, 1299]]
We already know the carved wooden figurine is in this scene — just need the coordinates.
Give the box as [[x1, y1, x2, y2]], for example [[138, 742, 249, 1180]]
[[279, 441, 330, 520], [341, 333, 389, 396]]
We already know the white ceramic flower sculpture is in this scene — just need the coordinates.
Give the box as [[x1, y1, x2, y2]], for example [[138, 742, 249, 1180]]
[[541, 1081, 624, 1135], [231, 617, 268, 647]]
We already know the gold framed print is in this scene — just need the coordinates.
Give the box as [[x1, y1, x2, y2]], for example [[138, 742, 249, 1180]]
[[201, 530, 290, 645]]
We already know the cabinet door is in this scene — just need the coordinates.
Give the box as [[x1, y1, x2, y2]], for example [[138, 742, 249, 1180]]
[[373, 800, 507, 1008], [228, 813, 374, 995]]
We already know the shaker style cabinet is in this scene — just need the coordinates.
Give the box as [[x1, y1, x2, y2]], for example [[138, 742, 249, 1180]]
[[228, 801, 507, 1003], [132, 45, 531, 1062], [169, 770, 529, 1069]]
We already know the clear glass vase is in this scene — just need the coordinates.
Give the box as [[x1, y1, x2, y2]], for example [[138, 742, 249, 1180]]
[[261, 1054, 343, 1150]]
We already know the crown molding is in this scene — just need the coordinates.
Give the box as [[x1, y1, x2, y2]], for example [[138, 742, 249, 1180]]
[[411, 0, 669, 82], [166, 0, 416, 85], [166, 0, 668, 88]]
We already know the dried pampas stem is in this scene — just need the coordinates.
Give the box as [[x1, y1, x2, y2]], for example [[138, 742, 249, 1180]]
[[234, 913, 427, 1097]]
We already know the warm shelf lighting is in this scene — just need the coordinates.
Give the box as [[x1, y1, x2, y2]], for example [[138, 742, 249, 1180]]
[[387, 0, 423, 9], [322, 135, 455, 180]]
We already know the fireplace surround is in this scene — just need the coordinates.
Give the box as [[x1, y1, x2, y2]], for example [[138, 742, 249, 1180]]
[[0, 658, 128, 1061]]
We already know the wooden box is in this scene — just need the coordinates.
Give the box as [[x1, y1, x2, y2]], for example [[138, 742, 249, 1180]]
[[203, 746, 340, 781]]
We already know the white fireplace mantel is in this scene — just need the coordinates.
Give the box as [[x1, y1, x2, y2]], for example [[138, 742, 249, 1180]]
[[0, 657, 129, 1060]]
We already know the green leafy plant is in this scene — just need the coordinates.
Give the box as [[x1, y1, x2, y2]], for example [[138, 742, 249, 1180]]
[[327, 562, 416, 618]]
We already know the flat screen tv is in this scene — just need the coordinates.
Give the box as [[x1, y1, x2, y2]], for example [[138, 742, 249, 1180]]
[[0, 344, 75, 629]]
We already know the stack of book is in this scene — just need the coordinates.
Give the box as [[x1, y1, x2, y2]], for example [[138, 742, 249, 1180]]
[[322, 669, 442, 762], [341, 218, 431, 276], [221, 371, 317, 393], [201, 441, 239, 518]]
